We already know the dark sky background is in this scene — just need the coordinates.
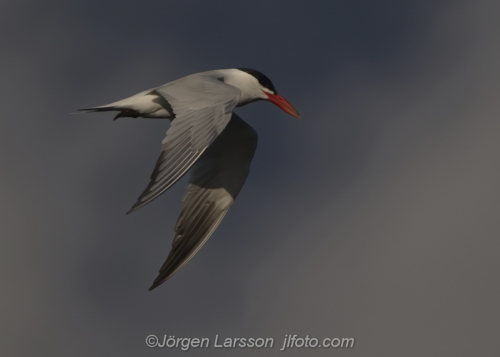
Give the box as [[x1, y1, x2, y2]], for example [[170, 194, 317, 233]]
[[1, 1, 500, 356]]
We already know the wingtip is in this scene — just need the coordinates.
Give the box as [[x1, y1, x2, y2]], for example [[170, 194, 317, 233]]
[[126, 203, 141, 215], [148, 272, 173, 291], [149, 279, 163, 291], [126, 197, 151, 214]]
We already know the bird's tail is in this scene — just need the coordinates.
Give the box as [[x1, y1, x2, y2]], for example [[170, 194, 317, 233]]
[[72, 106, 138, 120], [72, 106, 116, 115]]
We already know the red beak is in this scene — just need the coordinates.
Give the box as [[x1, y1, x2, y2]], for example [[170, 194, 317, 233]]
[[265, 92, 301, 118]]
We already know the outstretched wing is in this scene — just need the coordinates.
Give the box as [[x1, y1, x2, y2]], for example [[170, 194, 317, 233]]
[[149, 114, 258, 290], [127, 74, 241, 214]]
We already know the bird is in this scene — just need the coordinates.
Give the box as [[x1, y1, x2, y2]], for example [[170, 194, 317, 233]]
[[76, 68, 300, 290]]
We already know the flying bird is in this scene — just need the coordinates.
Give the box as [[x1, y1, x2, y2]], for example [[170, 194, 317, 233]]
[[76, 68, 300, 290]]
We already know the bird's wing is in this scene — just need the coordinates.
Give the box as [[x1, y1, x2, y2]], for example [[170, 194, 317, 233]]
[[127, 74, 241, 214], [149, 114, 258, 290]]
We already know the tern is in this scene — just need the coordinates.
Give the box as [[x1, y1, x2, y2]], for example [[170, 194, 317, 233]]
[[77, 68, 300, 290]]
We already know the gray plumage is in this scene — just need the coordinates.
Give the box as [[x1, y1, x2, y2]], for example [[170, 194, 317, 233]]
[[127, 74, 241, 213], [149, 114, 257, 290], [76, 68, 299, 290]]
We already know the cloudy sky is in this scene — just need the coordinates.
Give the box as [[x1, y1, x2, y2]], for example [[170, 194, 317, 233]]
[[1, 1, 499, 356]]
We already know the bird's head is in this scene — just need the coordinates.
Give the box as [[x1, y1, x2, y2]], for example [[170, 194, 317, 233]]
[[223, 68, 301, 118]]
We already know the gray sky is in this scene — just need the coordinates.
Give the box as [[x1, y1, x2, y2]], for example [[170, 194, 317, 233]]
[[1, 1, 500, 356]]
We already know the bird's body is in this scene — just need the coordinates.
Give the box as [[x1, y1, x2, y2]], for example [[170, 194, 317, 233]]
[[77, 68, 300, 290]]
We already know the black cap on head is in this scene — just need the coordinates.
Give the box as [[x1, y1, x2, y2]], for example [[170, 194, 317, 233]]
[[237, 68, 277, 94]]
